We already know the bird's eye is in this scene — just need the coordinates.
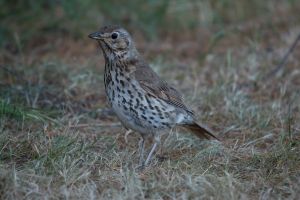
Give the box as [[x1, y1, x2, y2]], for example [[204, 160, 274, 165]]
[[111, 32, 119, 39]]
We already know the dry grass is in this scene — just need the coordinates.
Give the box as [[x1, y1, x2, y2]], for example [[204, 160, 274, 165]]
[[1, 1, 300, 199]]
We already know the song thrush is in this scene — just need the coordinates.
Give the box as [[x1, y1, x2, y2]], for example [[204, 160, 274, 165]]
[[89, 25, 217, 166]]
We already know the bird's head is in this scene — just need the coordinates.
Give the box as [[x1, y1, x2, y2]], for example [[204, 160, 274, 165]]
[[89, 25, 136, 59]]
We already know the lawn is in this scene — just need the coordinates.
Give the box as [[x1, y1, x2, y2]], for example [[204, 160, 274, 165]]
[[0, 1, 300, 199]]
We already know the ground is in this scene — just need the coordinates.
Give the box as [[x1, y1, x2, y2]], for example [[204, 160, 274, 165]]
[[0, 1, 300, 199]]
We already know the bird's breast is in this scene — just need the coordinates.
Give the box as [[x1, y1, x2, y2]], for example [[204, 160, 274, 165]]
[[104, 64, 187, 135]]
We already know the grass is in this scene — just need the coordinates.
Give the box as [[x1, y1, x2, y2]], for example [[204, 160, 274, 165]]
[[1, 0, 300, 199]]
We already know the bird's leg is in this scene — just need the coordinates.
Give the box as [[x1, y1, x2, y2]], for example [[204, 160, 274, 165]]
[[144, 134, 161, 166], [124, 129, 133, 143], [144, 142, 158, 166], [138, 137, 145, 166]]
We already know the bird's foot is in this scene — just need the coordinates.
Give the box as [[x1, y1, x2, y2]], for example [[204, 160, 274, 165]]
[[156, 154, 168, 162], [135, 163, 146, 172]]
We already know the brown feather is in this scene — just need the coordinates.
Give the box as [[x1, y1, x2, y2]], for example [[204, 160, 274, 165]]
[[131, 60, 194, 115], [182, 123, 218, 140]]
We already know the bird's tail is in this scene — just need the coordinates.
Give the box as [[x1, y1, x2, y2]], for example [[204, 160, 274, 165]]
[[182, 122, 218, 140]]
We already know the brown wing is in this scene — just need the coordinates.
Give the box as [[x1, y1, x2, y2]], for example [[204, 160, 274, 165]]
[[132, 61, 194, 115]]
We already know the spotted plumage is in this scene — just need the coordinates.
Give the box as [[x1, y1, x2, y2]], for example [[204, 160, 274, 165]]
[[89, 25, 217, 167]]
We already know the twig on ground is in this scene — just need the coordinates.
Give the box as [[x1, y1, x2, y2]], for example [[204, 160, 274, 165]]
[[236, 32, 300, 91], [262, 33, 300, 81]]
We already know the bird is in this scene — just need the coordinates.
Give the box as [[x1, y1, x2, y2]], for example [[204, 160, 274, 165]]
[[89, 25, 218, 167]]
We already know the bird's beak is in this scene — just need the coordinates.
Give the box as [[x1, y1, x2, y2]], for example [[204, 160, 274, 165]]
[[88, 31, 103, 40]]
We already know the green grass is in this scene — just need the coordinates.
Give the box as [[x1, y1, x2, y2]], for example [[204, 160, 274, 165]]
[[1, 0, 300, 199]]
